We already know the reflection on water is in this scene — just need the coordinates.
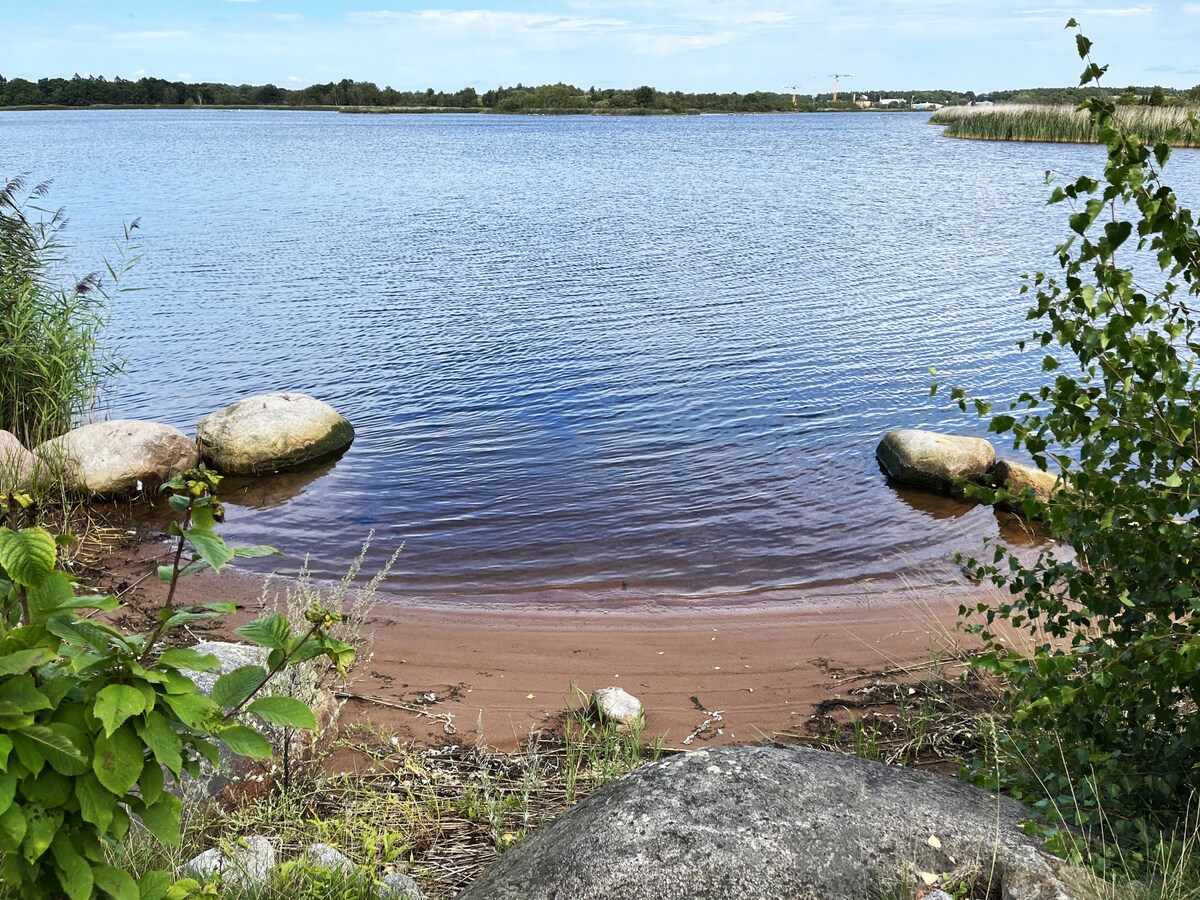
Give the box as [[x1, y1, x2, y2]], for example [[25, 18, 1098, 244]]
[[6, 110, 1195, 603], [218, 457, 343, 511]]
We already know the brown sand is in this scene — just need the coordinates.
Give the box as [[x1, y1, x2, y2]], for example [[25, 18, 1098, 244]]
[[93, 526, 981, 755]]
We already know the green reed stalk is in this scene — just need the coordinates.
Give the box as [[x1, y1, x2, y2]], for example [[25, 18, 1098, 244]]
[[930, 103, 1200, 147], [0, 175, 129, 450]]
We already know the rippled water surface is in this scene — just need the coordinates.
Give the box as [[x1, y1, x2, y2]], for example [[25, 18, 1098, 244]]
[[5, 110, 1198, 604]]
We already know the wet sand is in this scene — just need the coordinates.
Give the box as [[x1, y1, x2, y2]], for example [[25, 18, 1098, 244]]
[[96, 527, 981, 754]]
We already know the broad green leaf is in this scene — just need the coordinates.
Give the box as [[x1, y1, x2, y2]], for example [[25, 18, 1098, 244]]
[[162, 691, 217, 729], [182, 527, 234, 573], [235, 612, 291, 650], [139, 870, 173, 900], [46, 617, 114, 653], [0, 773, 15, 813], [20, 804, 61, 862], [93, 685, 148, 737], [76, 772, 114, 832], [139, 757, 164, 804], [0, 734, 13, 769], [94, 863, 140, 900], [16, 724, 88, 775], [217, 724, 272, 760], [156, 648, 220, 672], [0, 803, 26, 852], [137, 793, 181, 845], [93, 724, 144, 796], [247, 695, 316, 730], [211, 664, 267, 709], [0, 527, 57, 587], [0, 674, 52, 712], [51, 833, 94, 900], [158, 559, 211, 582], [233, 545, 280, 559], [0, 647, 55, 675], [26, 570, 76, 621]]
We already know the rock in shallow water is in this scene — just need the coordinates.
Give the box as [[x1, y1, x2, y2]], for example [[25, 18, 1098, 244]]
[[995, 458, 1060, 509], [196, 392, 354, 475], [34, 419, 198, 496], [877, 428, 995, 495]]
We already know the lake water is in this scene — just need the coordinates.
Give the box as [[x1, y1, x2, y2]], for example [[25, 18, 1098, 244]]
[[4, 110, 1197, 605]]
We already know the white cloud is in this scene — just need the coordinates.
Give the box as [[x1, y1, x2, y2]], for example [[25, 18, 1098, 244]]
[[177, 72, 192, 80], [287, 75, 302, 82]]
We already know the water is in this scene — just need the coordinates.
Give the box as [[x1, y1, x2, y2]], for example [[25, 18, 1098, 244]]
[[4, 110, 1197, 605]]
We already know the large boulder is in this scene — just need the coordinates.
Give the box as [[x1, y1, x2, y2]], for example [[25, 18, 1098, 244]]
[[0, 431, 35, 492], [34, 420, 198, 497], [458, 745, 1094, 900], [196, 392, 354, 475], [996, 459, 1060, 510], [877, 429, 995, 495]]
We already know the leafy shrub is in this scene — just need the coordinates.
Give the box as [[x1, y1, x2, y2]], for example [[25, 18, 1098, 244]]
[[0, 467, 355, 898], [944, 22, 1200, 841]]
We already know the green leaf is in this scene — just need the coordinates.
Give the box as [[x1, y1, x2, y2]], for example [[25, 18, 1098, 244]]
[[0, 647, 55, 675], [93, 684, 148, 737], [217, 724, 272, 760], [52, 833, 95, 900], [93, 724, 145, 796], [235, 613, 291, 650], [26, 570, 77, 621], [211, 664, 267, 709], [137, 793, 181, 845], [0, 773, 15, 813], [247, 695, 316, 730], [162, 691, 217, 729], [0, 803, 26, 852], [0, 674, 52, 713], [182, 527, 234, 573], [233, 545, 280, 559], [94, 863, 140, 900], [156, 648, 220, 672], [17, 724, 88, 775], [139, 870, 173, 900], [0, 527, 57, 587], [20, 803, 61, 863], [76, 771, 115, 831]]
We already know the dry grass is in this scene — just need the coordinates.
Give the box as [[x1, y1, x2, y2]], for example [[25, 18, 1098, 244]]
[[930, 103, 1200, 146]]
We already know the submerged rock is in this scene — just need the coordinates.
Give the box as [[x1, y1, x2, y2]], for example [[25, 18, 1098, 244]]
[[196, 392, 354, 475], [877, 429, 995, 495], [995, 458, 1060, 509], [458, 745, 1096, 900], [34, 419, 198, 496], [0, 431, 35, 492]]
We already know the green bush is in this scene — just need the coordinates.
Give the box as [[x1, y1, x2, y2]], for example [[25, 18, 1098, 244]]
[[0, 467, 355, 898], [944, 22, 1200, 843], [0, 175, 128, 448]]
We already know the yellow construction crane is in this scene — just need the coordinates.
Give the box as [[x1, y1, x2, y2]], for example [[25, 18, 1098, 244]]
[[805, 73, 854, 103], [781, 84, 803, 106]]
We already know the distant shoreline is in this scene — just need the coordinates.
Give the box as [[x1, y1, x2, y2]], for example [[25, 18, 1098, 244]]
[[0, 103, 922, 116]]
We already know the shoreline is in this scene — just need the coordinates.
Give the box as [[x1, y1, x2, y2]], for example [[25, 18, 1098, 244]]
[[93, 520, 984, 754]]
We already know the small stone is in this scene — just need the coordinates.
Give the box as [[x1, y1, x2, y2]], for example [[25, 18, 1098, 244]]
[[185, 835, 275, 889], [302, 842, 355, 875], [377, 870, 426, 900], [592, 686, 643, 730]]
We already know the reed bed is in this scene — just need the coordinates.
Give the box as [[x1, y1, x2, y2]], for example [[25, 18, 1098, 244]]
[[930, 103, 1200, 147]]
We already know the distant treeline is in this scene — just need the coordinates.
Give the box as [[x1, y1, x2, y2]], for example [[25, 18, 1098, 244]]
[[3, 74, 1200, 112]]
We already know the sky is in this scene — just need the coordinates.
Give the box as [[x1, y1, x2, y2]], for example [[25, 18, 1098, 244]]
[[2, 1, 1199, 95]]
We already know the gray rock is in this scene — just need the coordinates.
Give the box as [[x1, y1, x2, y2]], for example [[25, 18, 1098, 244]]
[[592, 686, 643, 731], [196, 392, 354, 475], [186, 835, 275, 889], [378, 870, 426, 900], [0, 431, 34, 492], [996, 459, 1060, 510], [34, 419, 198, 496], [302, 842, 355, 875], [457, 745, 1096, 900], [877, 428, 995, 495]]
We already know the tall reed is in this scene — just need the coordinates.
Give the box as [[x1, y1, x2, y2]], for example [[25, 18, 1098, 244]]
[[0, 175, 130, 449], [930, 103, 1200, 147]]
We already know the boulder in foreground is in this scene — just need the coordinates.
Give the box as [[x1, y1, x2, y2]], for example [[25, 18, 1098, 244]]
[[458, 745, 1095, 900], [196, 392, 354, 475], [34, 420, 198, 496], [877, 428, 995, 495]]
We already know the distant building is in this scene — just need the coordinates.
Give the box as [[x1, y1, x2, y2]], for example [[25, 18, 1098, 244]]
[[854, 95, 871, 109], [879, 98, 907, 107], [912, 102, 943, 110]]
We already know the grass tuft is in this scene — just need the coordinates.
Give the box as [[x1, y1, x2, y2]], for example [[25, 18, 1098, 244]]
[[930, 104, 1200, 146]]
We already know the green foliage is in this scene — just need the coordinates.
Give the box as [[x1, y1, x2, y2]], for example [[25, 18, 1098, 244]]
[[930, 103, 1200, 147], [946, 22, 1200, 842], [0, 466, 355, 897], [0, 176, 129, 449]]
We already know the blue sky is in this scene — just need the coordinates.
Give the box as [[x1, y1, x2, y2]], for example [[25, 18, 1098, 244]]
[[2, 1, 1199, 93]]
